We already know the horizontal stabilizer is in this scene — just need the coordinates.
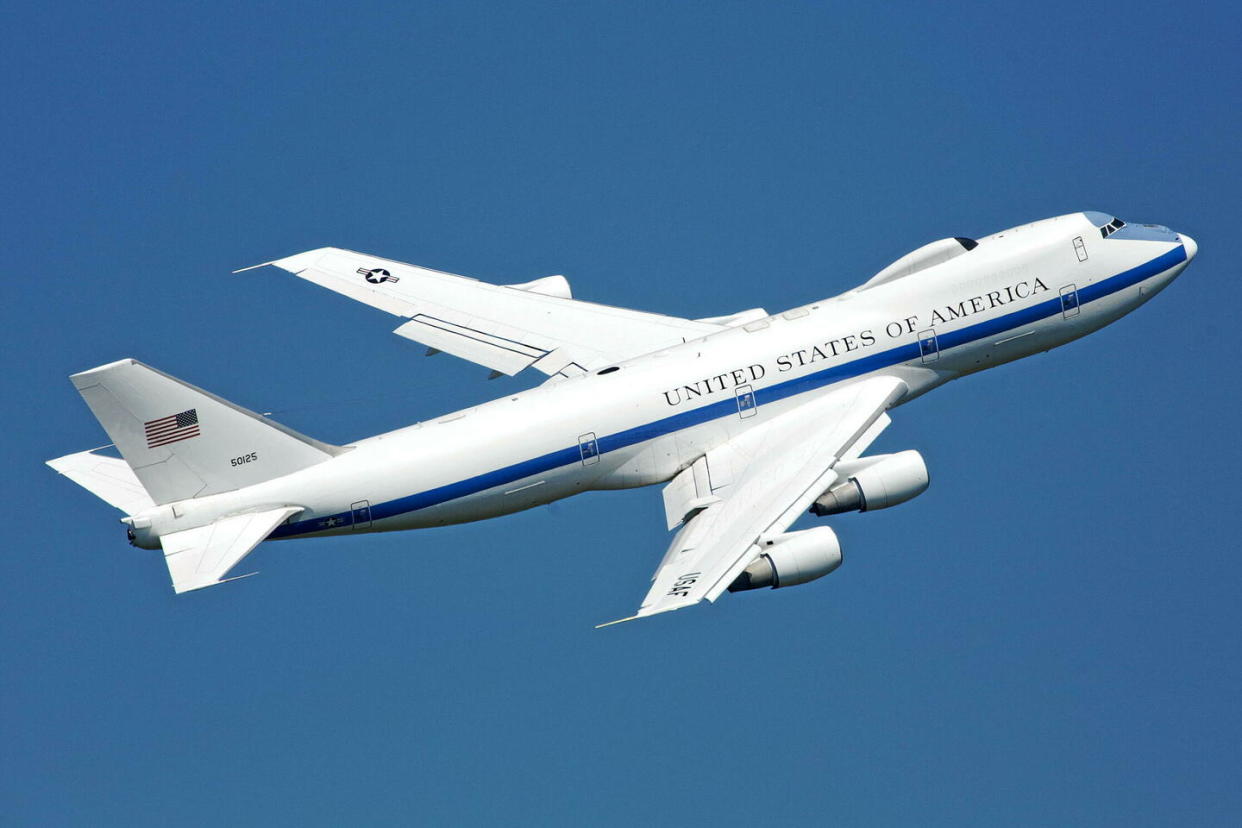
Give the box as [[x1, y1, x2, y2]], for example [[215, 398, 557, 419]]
[[161, 506, 301, 594], [47, 449, 155, 515]]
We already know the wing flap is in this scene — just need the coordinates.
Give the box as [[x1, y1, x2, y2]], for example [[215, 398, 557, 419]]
[[661, 456, 721, 531], [393, 313, 551, 376], [161, 506, 301, 594]]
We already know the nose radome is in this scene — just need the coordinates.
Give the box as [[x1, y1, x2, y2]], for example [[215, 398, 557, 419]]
[[1180, 233, 1198, 261]]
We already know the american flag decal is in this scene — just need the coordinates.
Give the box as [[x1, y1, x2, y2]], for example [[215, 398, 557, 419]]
[[144, 408, 200, 448]]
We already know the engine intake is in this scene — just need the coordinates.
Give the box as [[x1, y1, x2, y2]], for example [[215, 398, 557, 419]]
[[811, 450, 928, 516], [729, 527, 842, 592]]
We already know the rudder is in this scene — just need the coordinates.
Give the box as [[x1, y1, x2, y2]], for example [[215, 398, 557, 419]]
[[70, 359, 341, 505]]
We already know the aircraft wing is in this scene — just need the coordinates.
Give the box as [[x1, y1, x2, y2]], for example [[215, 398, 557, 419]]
[[160, 506, 302, 594], [603, 375, 908, 625], [247, 248, 724, 379]]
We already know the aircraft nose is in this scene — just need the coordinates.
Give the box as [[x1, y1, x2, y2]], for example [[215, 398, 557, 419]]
[[1180, 233, 1198, 261]]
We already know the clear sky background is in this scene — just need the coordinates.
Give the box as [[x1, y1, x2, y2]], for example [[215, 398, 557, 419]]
[[3, 1, 1240, 825]]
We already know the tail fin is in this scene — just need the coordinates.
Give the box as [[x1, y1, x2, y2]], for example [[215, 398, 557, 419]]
[[69, 359, 341, 505]]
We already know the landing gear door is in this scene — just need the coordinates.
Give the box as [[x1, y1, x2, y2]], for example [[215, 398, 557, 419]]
[[918, 329, 940, 363], [351, 500, 372, 530]]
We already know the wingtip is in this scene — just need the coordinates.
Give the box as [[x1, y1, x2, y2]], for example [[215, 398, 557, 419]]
[[232, 261, 273, 274], [596, 597, 702, 628], [233, 247, 336, 275], [595, 614, 642, 629], [172, 570, 260, 595]]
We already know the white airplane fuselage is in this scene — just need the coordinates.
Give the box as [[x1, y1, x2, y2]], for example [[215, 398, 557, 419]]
[[125, 212, 1196, 549]]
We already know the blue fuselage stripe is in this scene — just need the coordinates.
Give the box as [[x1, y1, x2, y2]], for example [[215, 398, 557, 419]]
[[273, 244, 1186, 538]]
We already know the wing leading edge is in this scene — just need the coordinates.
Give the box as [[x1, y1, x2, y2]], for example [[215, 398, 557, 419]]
[[248, 248, 724, 379], [602, 375, 908, 626]]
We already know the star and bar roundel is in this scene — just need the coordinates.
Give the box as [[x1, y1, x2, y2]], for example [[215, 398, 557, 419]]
[[144, 409, 200, 448]]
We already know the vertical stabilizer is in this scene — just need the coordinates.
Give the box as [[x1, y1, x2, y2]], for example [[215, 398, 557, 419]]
[[69, 359, 340, 505]]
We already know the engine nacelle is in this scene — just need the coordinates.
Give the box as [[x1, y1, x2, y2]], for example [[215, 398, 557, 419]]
[[503, 274, 572, 299], [811, 450, 929, 516], [728, 527, 842, 592], [858, 236, 977, 291]]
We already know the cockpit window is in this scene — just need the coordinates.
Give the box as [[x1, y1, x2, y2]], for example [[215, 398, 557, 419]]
[[1100, 217, 1127, 238]]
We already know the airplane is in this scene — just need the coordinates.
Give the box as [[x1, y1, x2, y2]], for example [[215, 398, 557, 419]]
[[47, 212, 1196, 624]]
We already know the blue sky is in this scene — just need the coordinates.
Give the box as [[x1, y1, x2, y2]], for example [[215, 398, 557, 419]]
[[3, 1, 1240, 824]]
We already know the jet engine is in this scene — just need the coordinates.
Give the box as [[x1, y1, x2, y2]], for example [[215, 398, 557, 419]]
[[811, 450, 928, 516], [728, 527, 842, 592]]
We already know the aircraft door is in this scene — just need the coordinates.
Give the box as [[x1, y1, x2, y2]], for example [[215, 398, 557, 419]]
[[1059, 284, 1080, 318], [735, 384, 758, 419], [1073, 236, 1088, 262], [578, 432, 600, 465], [918, 329, 940, 363], [350, 500, 372, 530]]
